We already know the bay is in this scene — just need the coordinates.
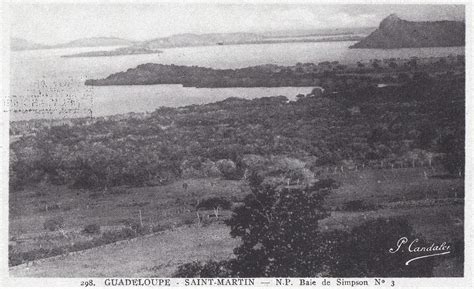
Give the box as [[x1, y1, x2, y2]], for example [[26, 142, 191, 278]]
[[10, 41, 464, 120]]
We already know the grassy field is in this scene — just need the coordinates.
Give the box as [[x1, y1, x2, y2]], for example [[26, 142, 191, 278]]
[[10, 223, 238, 277], [9, 167, 464, 277], [9, 178, 246, 259]]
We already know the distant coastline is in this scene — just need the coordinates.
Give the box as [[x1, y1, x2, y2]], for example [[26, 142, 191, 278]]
[[61, 35, 363, 58]]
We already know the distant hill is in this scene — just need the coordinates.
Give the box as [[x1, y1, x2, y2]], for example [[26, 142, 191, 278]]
[[13, 29, 368, 53], [10, 37, 135, 51], [61, 46, 162, 58], [11, 38, 48, 51], [350, 14, 465, 49], [54, 37, 135, 48], [137, 33, 265, 49], [260, 27, 374, 38]]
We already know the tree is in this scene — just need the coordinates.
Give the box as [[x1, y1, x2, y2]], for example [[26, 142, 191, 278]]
[[439, 133, 464, 176], [216, 159, 238, 180], [225, 175, 330, 277], [196, 197, 232, 218]]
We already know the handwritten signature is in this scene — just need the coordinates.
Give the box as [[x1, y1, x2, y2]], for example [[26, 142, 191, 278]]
[[389, 237, 451, 265]]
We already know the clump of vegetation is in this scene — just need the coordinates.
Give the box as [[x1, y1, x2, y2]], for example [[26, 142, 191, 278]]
[[43, 217, 64, 231], [38, 203, 61, 212], [341, 199, 378, 211], [82, 224, 101, 235], [216, 159, 240, 180], [172, 260, 234, 277], [179, 214, 196, 226], [152, 224, 172, 233], [102, 227, 137, 243], [109, 187, 129, 195], [196, 197, 232, 210], [313, 178, 340, 190], [196, 197, 232, 218]]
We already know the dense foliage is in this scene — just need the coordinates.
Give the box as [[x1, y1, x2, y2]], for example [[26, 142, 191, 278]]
[[225, 176, 331, 277], [10, 67, 464, 190]]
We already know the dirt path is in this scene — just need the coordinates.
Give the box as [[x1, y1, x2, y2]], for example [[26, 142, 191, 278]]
[[9, 223, 238, 277]]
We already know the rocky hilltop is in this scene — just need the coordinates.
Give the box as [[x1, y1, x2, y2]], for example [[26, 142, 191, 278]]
[[350, 14, 465, 49]]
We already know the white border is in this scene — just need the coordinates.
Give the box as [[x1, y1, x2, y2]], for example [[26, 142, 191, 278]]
[[0, 0, 472, 288]]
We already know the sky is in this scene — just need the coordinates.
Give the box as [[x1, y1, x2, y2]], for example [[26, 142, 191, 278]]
[[9, 3, 465, 45]]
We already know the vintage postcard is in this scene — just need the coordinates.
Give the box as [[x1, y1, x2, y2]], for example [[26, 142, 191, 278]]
[[0, 0, 472, 287]]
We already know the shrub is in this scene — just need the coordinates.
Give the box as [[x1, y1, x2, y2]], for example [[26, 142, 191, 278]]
[[341, 199, 377, 211], [152, 224, 171, 233], [109, 187, 129, 195], [121, 219, 142, 231], [313, 178, 340, 190], [196, 197, 232, 211], [102, 227, 137, 243], [83, 224, 101, 235], [136, 225, 152, 235], [43, 217, 64, 231], [439, 133, 464, 177], [180, 214, 196, 226], [216, 159, 239, 180], [172, 261, 203, 277]]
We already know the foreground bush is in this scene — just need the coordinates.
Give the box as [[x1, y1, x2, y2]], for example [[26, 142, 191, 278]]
[[82, 224, 101, 235], [43, 217, 64, 231], [225, 175, 330, 277]]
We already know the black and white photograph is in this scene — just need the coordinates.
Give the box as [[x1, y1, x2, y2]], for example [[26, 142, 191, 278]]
[[0, 0, 471, 285]]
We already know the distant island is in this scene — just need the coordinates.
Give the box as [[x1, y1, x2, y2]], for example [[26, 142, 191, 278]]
[[350, 14, 465, 49], [61, 47, 162, 58], [11, 37, 135, 51]]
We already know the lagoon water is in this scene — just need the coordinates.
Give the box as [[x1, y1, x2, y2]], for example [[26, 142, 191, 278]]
[[10, 41, 464, 120]]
